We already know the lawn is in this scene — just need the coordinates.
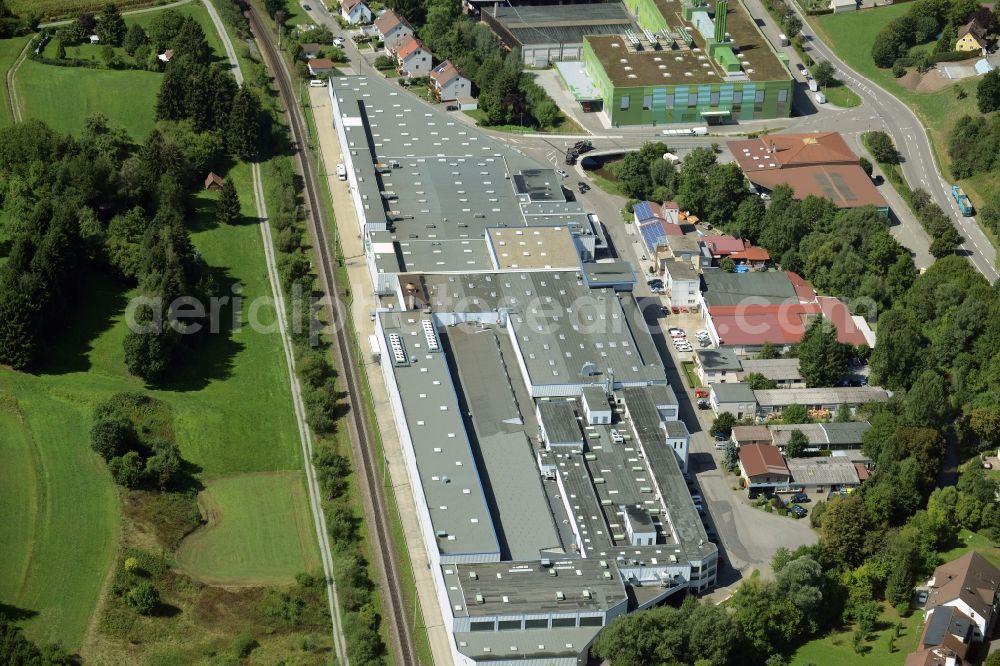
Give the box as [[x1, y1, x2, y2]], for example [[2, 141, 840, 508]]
[[823, 84, 860, 108], [15, 2, 228, 140], [174, 472, 320, 585], [790, 603, 924, 666], [939, 529, 1000, 571], [681, 361, 701, 389]]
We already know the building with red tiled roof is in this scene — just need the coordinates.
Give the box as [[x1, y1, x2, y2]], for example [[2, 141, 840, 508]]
[[395, 36, 432, 77], [307, 58, 335, 76], [375, 10, 414, 53], [737, 444, 790, 494], [701, 235, 746, 258], [727, 132, 888, 213], [430, 59, 471, 101]]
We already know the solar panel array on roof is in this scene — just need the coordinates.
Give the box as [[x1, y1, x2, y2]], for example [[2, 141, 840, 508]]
[[639, 219, 667, 252], [633, 201, 657, 222]]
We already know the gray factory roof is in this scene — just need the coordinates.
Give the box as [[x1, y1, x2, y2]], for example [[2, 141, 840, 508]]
[[785, 457, 861, 487], [329, 77, 600, 273], [664, 419, 689, 438], [696, 348, 742, 371], [447, 325, 564, 560], [701, 270, 799, 306], [665, 260, 699, 282], [740, 357, 802, 381], [380, 313, 500, 558], [453, 627, 606, 662], [769, 421, 870, 449], [581, 385, 609, 411], [443, 558, 627, 617], [769, 424, 826, 448], [487, 226, 581, 271], [400, 271, 668, 388], [711, 382, 756, 404], [483, 3, 636, 47], [822, 421, 871, 445], [754, 387, 889, 408], [538, 400, 586, 446]]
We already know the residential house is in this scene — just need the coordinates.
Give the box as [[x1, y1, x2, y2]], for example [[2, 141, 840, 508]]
[[430, 60, 471, 101], [663, 261, 700, 310], [738, 444, 790, 495], [300, 43, 322, 59], [956, 18, 988, 54], [308, 58, 335, 76], [729, 242, 771, 270], [395, 36, 432, 77], [695, 349, 743, 385], [374, 10, 414, 54], [727, 132, 889, 214], [657, 233, 703, 272], [906, 551, 1000, 666], [341, 0, 372, 25], [754, 387, 889, 420], [709, 383, 757, 420]]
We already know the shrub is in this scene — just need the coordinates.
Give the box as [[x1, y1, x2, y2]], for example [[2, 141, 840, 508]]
[[125, 582, 160, 615], [232, 633, 259, 658]]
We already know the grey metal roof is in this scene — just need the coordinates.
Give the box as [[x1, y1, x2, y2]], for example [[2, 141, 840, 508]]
[[785, 457, 861, 486], [448, 325, 564, 560], [923, 606, 971, 647], [380, 313, 500, 558], [821, 421, 871, 445], [664, 261, 699, 281], [443, 558, 627, 617], [696, 348, 742, 371], [753, 387, 889, 408], [329, 77, 601, 273], [484, 3, 636, 47], [453, 627, 607, 662], [711, 382, 756, 404], [538, 400, 585, 446], [401, 271, 668, 388], [702, 271, 799, 306], [663, 419, 689, 438], [769, 424, 826, 447], [740, 357, 802, 381]]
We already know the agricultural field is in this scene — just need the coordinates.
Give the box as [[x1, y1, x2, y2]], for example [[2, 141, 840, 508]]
[[1, 5, 323, 656], [10, 0, 160, 22]]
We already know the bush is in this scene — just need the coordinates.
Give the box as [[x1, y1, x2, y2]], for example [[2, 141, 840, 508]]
[[125, 582, 160, 615], [232, 633, 259, 658], [892, 61, 906, 78]]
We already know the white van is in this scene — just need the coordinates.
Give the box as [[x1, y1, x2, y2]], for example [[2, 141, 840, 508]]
[[336, 163, 347, 180], [779, 33, 789, 46], [309, 78, 326, 88], [814, 91, 827, 104], [807, 78, 819, 92]]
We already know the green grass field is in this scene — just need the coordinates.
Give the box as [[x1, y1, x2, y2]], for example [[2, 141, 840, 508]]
[[0, 35, 30, 127], [939, 529, 1000, 570], [790, 603, 924, 665], [823, 84, 861, 108], [0, 385, 120, 649], [10, 0, 162, 21], [15, 2, 228, 139], [811, 8, 988, 214], [175, 472, 320, 585]]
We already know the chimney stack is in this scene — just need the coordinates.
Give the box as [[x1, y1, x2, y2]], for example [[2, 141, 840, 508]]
[[714, 0, 728, 43]]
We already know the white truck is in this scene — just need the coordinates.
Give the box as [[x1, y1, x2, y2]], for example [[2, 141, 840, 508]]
[[814, 91, 827, 104], [807, 77, 819, 92], [779, 33, 789, 47]]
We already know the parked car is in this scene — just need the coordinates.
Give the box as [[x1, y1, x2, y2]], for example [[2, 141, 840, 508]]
[[671, 306, 680, 314], [691, 494, 702, 503], [697, 399, 709, 410], [556, 169, 568, 178], [309, 79, 327, 88], [333, 36, 345, 47], [706, 527, 718, 541], [713, 432, 728, 442], [788, 492, 809, 503], [715, 440, 727, 450], [789, 505, 808, 518], [916, 590, 928, 605], [668, 328, 684, 335], [679, 306, 689, 313], [695, 329, 710, 338]]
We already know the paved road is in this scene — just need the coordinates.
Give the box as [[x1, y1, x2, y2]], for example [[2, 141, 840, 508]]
[[206, 4, 349, 662], [755, 0, 999, 282]]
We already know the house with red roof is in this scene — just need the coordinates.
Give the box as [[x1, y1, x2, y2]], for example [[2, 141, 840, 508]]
[[701, 235, 771, 269], [395, 36, 432, 77], [430, 59, 470, 101], [727, 132, 888, 215], [307, 58, 335, 76], [738, 444, 790, 495], [374, 10, 413, 54]]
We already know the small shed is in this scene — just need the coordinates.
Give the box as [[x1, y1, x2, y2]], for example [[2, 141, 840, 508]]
[[89, 34, 100, 44], [157, 49, 174, 63], [204, 172, 224, 191]]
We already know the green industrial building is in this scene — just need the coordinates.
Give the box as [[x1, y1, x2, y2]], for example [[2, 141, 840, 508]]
[[573, 0, 794, 125]]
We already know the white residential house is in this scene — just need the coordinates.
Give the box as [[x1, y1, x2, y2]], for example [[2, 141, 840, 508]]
[[395, 36, 432, 78], [374, 9, 413, 54], [429, 59, 471, 102], [340, 0, 372, 25]]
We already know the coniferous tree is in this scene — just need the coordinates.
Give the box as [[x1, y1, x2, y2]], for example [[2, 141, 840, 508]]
[[216, 179, 241, 225], [227, 85, 261, 161], [155, 61, 188, 121], [123, 23, 148, 56], [96, 3, 126, 46], [797, 317, 848, 388]]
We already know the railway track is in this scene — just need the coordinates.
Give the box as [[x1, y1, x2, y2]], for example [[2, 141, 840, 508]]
[[244, 4, 417, 665]]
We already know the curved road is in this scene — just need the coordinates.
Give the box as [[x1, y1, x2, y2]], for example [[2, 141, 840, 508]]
[[752, 0, 999, 282]]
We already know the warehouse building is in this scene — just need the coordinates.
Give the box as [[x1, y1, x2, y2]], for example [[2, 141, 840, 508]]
[[573, 0, 793, 125], [483, 3, 638, 67]]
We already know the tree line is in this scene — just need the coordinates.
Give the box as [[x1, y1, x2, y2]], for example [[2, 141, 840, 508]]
[[0, 0, 36, 38], [871, 0, 991, 69]]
